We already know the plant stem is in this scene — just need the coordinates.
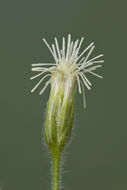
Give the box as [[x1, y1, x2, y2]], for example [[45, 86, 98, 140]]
[[52, 150, 61, 190]]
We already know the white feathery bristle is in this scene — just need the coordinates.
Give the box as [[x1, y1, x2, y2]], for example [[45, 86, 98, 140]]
[[87, 54, 104, 63], [75, 42, 94, 64], [84, 45, 95, 62], [66, 34, 71, 61], [31, 74, 51, 93], [76, 75, 82, 94], [52, 44, 59, 64], [81, 81, 86, 109], [79, 73, 91, 90], [30, 71, 45, 80], [39, 80, 51, 95], [85, 70, 103, 78], [62, 37, 65, 60], [32, 63, 55, 66], [55, 37, 61, 60], [75, 37, 84, 56], [70, 40, 79, 60]]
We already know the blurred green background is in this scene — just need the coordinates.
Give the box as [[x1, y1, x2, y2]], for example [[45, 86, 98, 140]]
[[0, 0, 126, 189]]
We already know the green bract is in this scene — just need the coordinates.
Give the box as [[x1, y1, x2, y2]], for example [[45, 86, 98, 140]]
[[44, 71, 76, 153]]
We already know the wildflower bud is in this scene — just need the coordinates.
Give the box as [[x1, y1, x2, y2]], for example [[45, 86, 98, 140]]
[[30, 34, 104, 153], [30, 34, 104, 190], [44, 69, 76, 152]]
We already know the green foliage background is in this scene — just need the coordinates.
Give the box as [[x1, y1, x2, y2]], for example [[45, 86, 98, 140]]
[[0, 0, 126, 189]]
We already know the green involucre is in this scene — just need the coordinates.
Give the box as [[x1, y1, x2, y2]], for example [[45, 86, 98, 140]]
[[44, 75, 76, 153]]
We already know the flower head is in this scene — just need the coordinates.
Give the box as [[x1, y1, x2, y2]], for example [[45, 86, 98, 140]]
[[30, 35, 104, 188], [30, 34, 104, 108]]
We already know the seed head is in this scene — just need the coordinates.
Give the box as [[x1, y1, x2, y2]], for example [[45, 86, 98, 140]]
[[30, 34, 104, 151], [30, 34, 103, 108]]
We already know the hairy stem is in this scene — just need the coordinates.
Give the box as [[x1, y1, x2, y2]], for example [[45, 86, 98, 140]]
[[52, 150, 61, 190]]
